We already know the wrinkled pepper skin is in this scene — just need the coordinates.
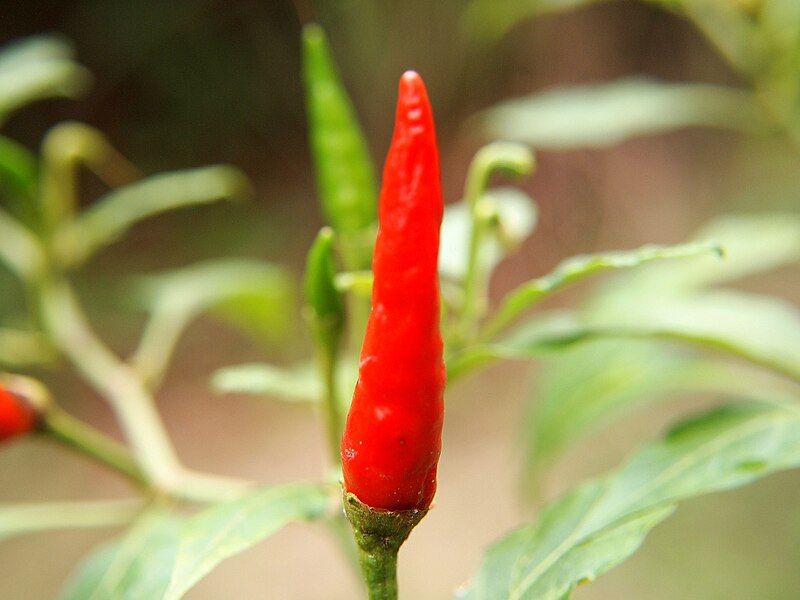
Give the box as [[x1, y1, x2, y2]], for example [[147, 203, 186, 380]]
[[0, 386, 37, 442], [341, 71, 445, 511]]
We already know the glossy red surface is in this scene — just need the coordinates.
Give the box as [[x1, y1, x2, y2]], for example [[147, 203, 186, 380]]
[[341, 71, 446, 511]]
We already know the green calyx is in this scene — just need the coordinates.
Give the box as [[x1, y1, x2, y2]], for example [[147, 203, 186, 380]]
[[343, 491, 428, 600]]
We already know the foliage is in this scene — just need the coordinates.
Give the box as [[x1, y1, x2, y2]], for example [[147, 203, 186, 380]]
[[0, 10, 798, 599]]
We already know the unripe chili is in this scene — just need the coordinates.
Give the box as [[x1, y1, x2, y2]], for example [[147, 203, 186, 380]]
[[341, 71, 445, 511], [0, 385, 38, 441]]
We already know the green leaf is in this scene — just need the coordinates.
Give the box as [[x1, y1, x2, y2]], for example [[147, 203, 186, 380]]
[[525, 340, 797, 477], [595, 213, 800, 304], [131, 259, 292, 388], [484, 241, 722, 338], [212, 362, 321, 402], [582, 291, 800, 383], [60, 511, 184, 600], [452, 291, 800, 383], [302, 24, 377, 270], [0, 36, 90, 123], [480, 79, 761, 149], [162, 483, 329, 600], [54, 165, 251, 264], [0, 206, 45, 281], [0, 499, 142, 541], [439, 188, 538, 281], [212, 360, 358, 412], [0, 135, 37, 219], [460, 402, 800, 599], [61, 485, 329, 600]]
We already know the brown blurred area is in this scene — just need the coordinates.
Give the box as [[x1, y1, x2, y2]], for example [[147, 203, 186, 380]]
[[2, 1, 800, 598]]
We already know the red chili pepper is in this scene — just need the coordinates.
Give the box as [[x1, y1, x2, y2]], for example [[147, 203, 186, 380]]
[[0, 386, 37, 442], [341, 71, 445, 512]]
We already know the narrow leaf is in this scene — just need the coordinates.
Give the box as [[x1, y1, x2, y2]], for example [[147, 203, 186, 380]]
[[0, 499, 142, 541], [212, 362, 321, 402], [56, 165, 251, 263], [484, 241, 722, 338], [163, 483, 330, 600], [0, 36, 90, 122], [461, 402, 800, 599], [481, 79, 760, 149]]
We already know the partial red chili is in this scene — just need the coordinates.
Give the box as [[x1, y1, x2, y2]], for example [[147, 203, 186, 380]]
[[0, 385, 37, 442], [341, 71, 445, 512]]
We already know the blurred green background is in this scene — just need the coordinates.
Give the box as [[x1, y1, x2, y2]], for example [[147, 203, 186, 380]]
[[2, 1, 799, 598]]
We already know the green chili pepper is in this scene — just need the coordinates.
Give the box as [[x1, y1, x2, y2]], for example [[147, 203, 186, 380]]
[[302, 24, 377, 271]]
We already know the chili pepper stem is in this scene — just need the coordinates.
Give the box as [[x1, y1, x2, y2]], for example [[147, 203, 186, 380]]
[[343, 491, 427, 600], [41, 406, 149, 488]]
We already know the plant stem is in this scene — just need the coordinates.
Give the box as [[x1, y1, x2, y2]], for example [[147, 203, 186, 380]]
[[343, 492, 426, 600], [38, 277, 184, 488], [319, 345, 344, 467], [41, 406, 148, 488]]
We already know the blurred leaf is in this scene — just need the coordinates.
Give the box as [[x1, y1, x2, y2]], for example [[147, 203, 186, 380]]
[[480, 79, 761, 149], [212, 360, 358, 412], [460, 402, 800, 599], [55, 165, 251, 264], [162, 484, 329, 600], [212, 362, 321, 402], [596, 213, 800, 304], [0, 206, 45, 281], [304, 227, 345, 353], [440, 188, 538, 281], [526, 339, 798, 476], [484, 241, 722, 338], [0, 135, 37, 223], [131, 259, 293, 388], [0, 499, 142, 541], [0, 328, 55, 367], [463, 0, 608, 42], [583, 291, 800, 383], [0, 36, 90, 124], [61, 485, 329, 600], [303, 24, 377, 270], [60, 511, 184, 600], [452, 291, 800, 383]]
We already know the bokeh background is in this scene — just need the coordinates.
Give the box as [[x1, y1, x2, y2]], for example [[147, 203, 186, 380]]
[[2, 1, 799, 598]]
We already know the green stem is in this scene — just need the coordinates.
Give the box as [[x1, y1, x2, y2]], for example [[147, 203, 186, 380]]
[[38, 277, 184, 487], [319, 344, 343, 467], [41, 407, 148, 488], [343, 492, 427, 600]]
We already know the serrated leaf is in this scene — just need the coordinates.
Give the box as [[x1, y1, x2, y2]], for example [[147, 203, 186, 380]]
[[0, 499, 142, 541], [461, 402, 800, 599], [163, 483, 329, 600], [480, 79, 760, 149], [55, 165, 251, 264], [439, 188, 538, 281]]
